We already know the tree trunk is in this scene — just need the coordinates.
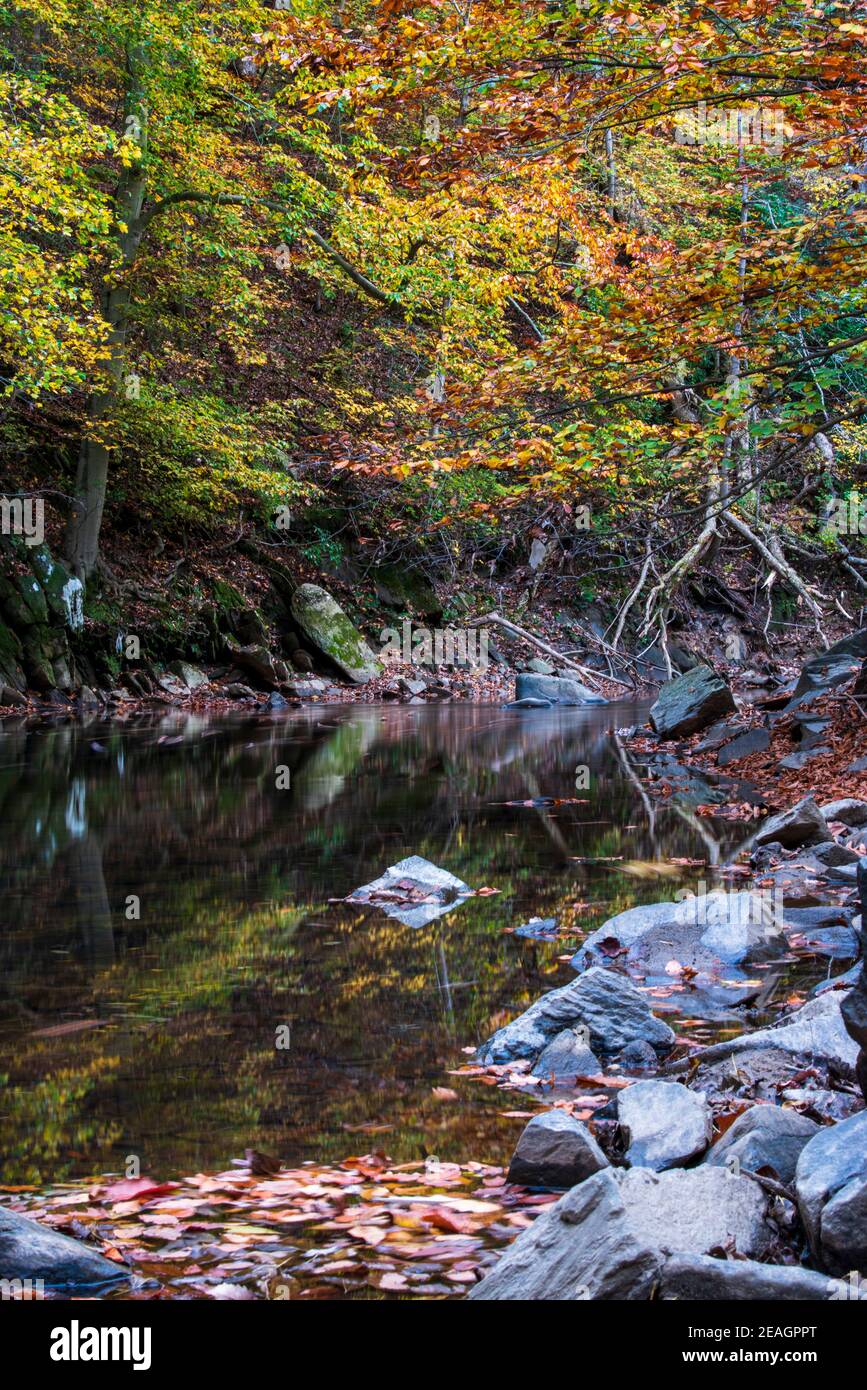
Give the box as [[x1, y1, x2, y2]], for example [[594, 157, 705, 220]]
[[64, 45, 148, 581]]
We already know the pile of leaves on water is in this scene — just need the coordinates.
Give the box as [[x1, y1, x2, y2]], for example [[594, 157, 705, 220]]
[[1, 1153, 558, 1300]]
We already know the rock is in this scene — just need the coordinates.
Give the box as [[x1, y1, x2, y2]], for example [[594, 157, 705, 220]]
[[347, 854, 473, 929], [523, 657, 556, 676], [754, 796, 829, 849], [468, 1168, 661, 1301], [848, 756, 867, 774], [476, 966, 675, 1066], [168, 661, 208, 690], [76, 685, 99, 707], [397, 676, 428, 697], [0, 1207, 128, 1289], [507, 1111, 609, 1188], [572, 893, 786, 1015], [531, 1028, 601, 1081], [0, 683, 28, 706], [290, 650, 314, 672], [721, 988, 860, 1073], [266, 691, 288, 710], [717, 727, 770, 766], [514, 673, 605, 706], [284, 678, 327, 698], [468, 1165, 774, 1300], [505, 697, 552, 709], [224, 638, 285, 689], [618, 1081, 712, 1170], [618, 1040, 659, 1071], [778, 747, 832, 771], [809, 841, 860, 868], [795, 1111, 867, 1274], [658, 1253, 840, 1301], [792, 629, 867, 699], [290, 583, 383, 684], [649, 666, 736, 740], [225, 682, 255, 699], [617, 1166, 775, 1259], [821, 798, 867, 828], [371, 564, 440, 620], [703, 1105, 818, 1185]]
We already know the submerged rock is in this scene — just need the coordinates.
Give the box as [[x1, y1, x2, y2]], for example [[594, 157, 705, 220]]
[[618, 1081, 712, 1171], [649, 666, 736, 740], [347, 854, 473, 929], [514, 673, 605, 706], [476, 966, 675, 1066], [290, 583, 383, 684], [507, 1111, 609, 1189], [0, 1208, 128, 1289]]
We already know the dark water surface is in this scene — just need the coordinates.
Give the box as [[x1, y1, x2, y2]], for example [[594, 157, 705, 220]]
[[0, 702, 762, 1185]]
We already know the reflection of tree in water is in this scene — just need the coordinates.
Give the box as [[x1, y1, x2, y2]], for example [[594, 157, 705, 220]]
[[0, 705, 745, 1183]]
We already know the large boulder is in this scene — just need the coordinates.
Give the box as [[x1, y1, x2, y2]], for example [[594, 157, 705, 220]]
[[821, 798, 867, 828], [290, 583, 383, 684], [649, 666, 735, 740], [795, 1111, 867, 1274], [469, 1165, 775, 1300], [507, 1112, 609, 1188], [476, 966, 675, 1066], [703, 1104, 819, 1185], [617, 1081, 712, 1171], [0, 1207, 128, 1290], [753, 796, 829, 849], [514, 673, 606, 706]]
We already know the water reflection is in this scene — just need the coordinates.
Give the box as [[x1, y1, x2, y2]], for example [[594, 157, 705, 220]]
[[0, 702, 753, 1184]]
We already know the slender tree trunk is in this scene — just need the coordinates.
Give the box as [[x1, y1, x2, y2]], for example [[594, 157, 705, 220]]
[[64, 45, 148, 581]]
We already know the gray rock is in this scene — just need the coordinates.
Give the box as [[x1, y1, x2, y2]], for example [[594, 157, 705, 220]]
[[505, 697, 552, 709], [723, 988, 859, 1072], [224, 638, 287, 689], [658, 1253, 841, 1301], [619, 1040, 660, 1071], [717, 727, 770, 766], [468, 1168, 662, 1301], [507, 1111, 609, 1188], [0, 1207, 128, 1289], [76, 685, 99, 707], [703, 1105, 819, 1185], [795, 1111, 867, 1273], [514, 673, 606, 706], [649, 666, 736, 740], [618, 1081, 712, 1170], [284, 678, 327, 698], [821, 798, 867, 828], [754, 796, 829, 849], [808, 841, 860, 868], [290, 583, 383, 684], [778, 747, 832, 771], [266, 690, 288, 710], [848, 756, 867, 774], [524, 657, 555, 676], [617, 1166, 775, 1258], [531, 1028, 601, 1081], [476, 966, 675, 1065], [793, 629, 867, 699], [469, 1165, 775, 1300], [168, 660, 208, 690], [347, 855, 473, 930]]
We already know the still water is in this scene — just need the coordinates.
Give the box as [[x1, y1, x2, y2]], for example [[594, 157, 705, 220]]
[[0, 702, 762, 1185]]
